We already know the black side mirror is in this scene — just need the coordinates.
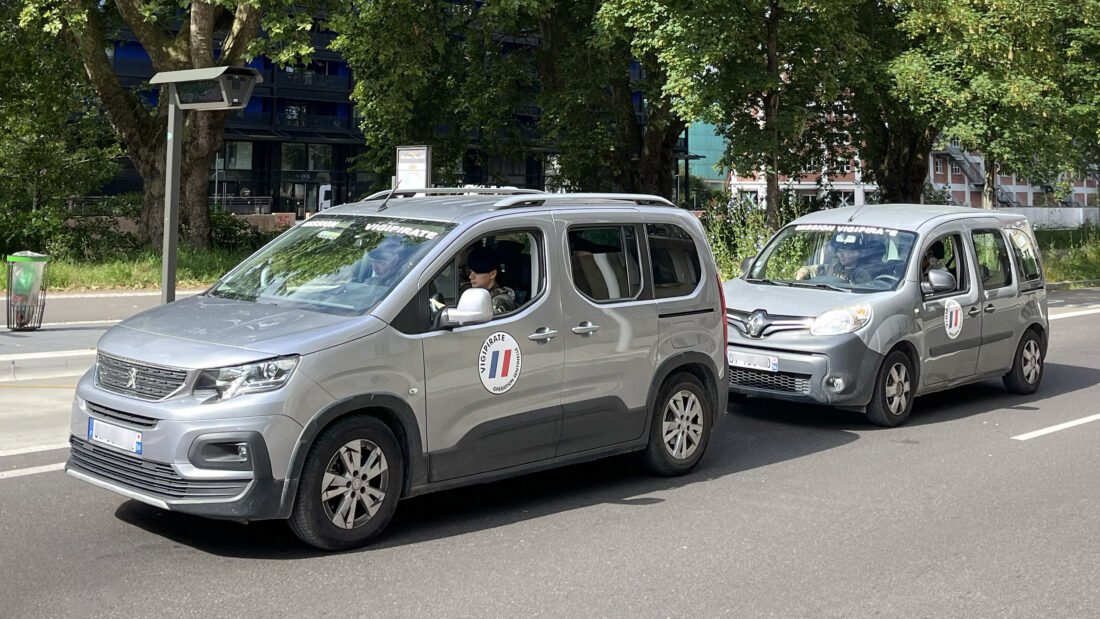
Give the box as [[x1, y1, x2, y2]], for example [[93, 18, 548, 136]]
[[922, 269, 956, 295]]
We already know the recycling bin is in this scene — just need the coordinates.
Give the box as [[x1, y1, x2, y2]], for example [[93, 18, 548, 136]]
[[6, 251, 50, 331]]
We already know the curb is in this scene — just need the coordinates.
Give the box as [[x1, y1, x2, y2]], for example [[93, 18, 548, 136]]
[[1047, 279, 1100, 290], [0, 350, 96, 382]]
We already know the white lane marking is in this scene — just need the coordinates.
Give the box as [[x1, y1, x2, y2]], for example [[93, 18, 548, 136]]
[[0, 443, 70, 458], [0, 349, 97, 362], [1012, 413, 1100, 441], [1049, 307, 1100, 321], [0, 462, 65, 480]]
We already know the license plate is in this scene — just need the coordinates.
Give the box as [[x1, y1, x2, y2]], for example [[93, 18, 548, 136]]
[[728, 350, 779, 372], [88, 418, 142, 454]]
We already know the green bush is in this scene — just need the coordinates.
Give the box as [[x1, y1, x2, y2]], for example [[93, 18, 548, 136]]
[[210, 212, 267, 251], [702, 191, 822, 280]]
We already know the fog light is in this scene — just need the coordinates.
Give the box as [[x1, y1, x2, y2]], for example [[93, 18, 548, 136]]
[[827, 377, 846, 392], [236, 443, 249, 461]]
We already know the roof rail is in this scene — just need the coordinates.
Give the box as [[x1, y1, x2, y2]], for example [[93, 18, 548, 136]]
[[492, 193, 675, 209], [362, 187, 546, 201]]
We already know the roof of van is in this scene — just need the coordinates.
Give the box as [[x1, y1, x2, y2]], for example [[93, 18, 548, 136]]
[[792, 203, 1027, 231], [319, 190, 680, 223]]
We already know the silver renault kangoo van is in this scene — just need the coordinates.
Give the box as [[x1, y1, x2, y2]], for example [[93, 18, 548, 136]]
[[67, 189, 726, 550], [725, 204, 1047, 427]]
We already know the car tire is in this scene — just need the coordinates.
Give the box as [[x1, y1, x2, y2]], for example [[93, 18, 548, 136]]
[[1003, 329, 1044, 395], [865, 350, 915, 427], [288, 416, 404, 551], [643, 372, 712, 476]]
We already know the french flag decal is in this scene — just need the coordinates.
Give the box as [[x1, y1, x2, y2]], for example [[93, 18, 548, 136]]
[[943, 299, 964, 339], [479, 332, 523, 393]]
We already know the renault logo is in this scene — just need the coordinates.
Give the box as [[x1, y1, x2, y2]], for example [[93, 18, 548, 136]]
[[747, 310, 768, 338], [125, 367, 138, 390]]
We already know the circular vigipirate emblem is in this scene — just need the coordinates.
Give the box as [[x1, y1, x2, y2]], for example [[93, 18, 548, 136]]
[[479, 332, 522, 394], [943, 298, 963, 340]]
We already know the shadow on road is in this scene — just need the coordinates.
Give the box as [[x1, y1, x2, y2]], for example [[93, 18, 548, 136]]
[[113, 399, 860, 559]]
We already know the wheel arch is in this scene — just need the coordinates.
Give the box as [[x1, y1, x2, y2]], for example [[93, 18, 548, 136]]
[[281, 393, 427, 515], [885, 339, 921, 389], [647, 352, 722, 433]]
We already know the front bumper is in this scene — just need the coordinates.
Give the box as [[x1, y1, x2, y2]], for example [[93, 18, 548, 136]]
[[66, 372, 306, 521], [726, 334, 883, 408]]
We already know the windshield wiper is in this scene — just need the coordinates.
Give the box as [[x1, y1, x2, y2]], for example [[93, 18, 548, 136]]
[[787, 281, 852, 293], [746, 277, 792, 287]]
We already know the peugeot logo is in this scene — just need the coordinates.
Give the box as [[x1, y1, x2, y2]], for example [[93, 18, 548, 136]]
[[125, 367, 138, 390], [747, 310, 768, 338]]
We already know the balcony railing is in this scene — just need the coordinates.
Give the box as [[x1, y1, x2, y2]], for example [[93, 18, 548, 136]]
[[276, 71, 350, 89], [279, 113, 351, 130]]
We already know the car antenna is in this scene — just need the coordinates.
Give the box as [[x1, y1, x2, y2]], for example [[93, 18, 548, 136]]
[[846, 202, 868, 223], [377, 176, 405, 212]]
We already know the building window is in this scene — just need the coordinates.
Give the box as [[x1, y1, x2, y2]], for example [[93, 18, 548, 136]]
[[308, 144, 333, 171], [843, 160, 852, 174], [225, 142, 252, 171], [952, 162, 961, 175], [950, 138, 961, 148], [282, 144, 307, 171], [934, 159, 943, 174]]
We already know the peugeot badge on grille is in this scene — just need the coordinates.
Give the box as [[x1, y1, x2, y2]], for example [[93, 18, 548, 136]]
[[125, 367, 138, 390], [747, 311, 767, 338]]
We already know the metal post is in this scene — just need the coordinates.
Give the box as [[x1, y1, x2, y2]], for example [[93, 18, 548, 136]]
[[161, 87, 183, 304]]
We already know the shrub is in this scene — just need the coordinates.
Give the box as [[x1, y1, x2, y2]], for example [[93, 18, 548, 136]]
[[210, 212, 266, 251]]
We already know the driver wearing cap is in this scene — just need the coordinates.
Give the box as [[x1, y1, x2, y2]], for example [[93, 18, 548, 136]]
[[795, 234, 876, 284], [466, 245, 517, 315]]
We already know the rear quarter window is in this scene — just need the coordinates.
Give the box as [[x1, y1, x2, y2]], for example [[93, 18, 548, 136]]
[[647, 223, 701, 298]]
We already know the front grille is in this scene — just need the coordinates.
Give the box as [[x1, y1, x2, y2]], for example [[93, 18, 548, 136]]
[[96, 353, 188, 400], [69, 437, 249, 500], [729, 367, 812, 394], [87, 401, 157, 429]]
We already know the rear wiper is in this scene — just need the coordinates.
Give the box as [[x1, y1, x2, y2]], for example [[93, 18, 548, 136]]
[[787, 281, 852, 293], [746, 277, 791, 287]]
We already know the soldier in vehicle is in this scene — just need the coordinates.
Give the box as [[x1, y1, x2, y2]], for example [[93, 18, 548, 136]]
[[795, 234, 878, 284], [466, 245, 517, 314]]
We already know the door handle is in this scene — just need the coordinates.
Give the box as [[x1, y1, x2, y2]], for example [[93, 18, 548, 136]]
[[528, 328, 558, 341], [571, 321, 600, 335], [984, 304, 995, 314], [968, 307, 980, 317]]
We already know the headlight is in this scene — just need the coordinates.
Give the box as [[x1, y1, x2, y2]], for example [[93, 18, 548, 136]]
[[194, 356, 299, 401], [810, 304, 872, 336]]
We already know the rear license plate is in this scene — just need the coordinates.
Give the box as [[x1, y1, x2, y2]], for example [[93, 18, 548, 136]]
[[728, 350, 779, 372], [88, 418, 142, 454]]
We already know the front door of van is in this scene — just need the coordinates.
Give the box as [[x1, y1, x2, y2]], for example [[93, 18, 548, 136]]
[[969, 226, 1023, 375], [917, 226, 983, 385], [420, 217, 565, 482], [553, 214, 658, 455]]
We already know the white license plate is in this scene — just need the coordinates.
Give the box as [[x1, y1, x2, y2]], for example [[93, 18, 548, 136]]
[[728, 350, 779, 372], [88, 418, 142, 455]]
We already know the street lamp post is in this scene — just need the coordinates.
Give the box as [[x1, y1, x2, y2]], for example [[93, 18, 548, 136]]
[[148, 67, 262, 304]]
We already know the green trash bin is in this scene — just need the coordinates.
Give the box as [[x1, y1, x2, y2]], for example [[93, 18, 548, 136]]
[[6, 251, 51, 331]]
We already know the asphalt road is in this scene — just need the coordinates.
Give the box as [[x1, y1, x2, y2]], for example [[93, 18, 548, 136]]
[[1, 292, 1098, 616]]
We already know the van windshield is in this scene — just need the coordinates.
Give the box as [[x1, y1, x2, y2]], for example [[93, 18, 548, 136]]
[[747, 224, 917, 292], [209, 215, 454, 315]]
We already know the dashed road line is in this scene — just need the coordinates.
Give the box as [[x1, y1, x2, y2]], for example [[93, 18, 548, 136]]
[[0, 443, 70, 458], [0, 462, 66, 480], [1049, 307, 1100, 321], [1012, 413, 1100, 441]]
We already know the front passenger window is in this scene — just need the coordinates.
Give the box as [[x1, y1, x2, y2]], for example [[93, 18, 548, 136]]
[[971, 230, 1013, 290]]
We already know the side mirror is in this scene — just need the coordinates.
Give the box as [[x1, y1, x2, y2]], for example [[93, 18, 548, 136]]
[[922, 269, 956, 295], [740, 257, 755, 276], [439, 288, 493, 328]]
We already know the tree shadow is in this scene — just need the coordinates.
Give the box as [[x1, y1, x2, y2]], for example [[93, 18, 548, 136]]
[[114, 398, 860, 559]]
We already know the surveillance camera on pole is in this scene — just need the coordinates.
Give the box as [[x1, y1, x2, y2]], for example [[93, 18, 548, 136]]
[[148, 67, 263, 304]]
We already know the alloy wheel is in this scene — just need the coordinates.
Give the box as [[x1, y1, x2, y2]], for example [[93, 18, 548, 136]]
[[885, 362, 911, 416], [662, 390, 703, 460], [320, 439, 389, 530]]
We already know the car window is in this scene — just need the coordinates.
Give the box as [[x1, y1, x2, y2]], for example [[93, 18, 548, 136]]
[[971, 229, 1013, 290], [1007, 227, 1042, 286], [748, 224, 917, 292], [427, 229, 542, 324], [647, 223, 701, 298], [920, 233, 968, 295], [209, 215, 453, 316], [568, 226, 642, 302]]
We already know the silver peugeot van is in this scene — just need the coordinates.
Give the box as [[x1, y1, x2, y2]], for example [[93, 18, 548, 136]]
[[67, 189, 726, 550], [725, 204, 1047, 427]]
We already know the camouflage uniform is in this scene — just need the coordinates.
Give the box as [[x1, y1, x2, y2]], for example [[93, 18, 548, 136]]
[[488, 285, 517, 314]]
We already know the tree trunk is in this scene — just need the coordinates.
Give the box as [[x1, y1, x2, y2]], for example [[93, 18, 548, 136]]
[[763, 0, 782, 230], [138, 162, 166, 246], [869, 122, 937, 203], [983, 159, 997, 209]]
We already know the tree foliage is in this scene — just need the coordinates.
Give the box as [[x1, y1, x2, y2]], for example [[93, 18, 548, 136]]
[[0, 0, 122, 256], [892, 0, 1089, 207], [331, 0, 686, 197]]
